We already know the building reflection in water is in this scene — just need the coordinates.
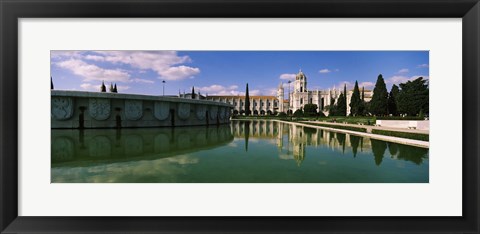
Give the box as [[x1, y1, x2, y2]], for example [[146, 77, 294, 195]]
[[231, 120, 429, 166], [52, 120, 428, 168], [52, 125, 234, 166]]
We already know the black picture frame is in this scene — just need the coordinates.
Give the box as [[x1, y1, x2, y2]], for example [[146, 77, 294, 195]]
[[1, 0, 479, 233]]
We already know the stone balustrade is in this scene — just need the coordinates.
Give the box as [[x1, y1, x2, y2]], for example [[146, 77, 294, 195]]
[[51, 90, 233, 129]]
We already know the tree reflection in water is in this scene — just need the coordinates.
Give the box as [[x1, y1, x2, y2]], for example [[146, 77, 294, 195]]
[[371, 139, 387, 166]]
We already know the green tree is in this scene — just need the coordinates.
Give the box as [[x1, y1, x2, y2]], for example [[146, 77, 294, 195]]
[[370, 74, 388, 116], [109, 83, 114, 92], [303, 104, 318, 116], [343, 84, 347, 114], [293, 109, 304, 117], [327, 98, 339, 116], [336, 93, 347, 116], [113, 83, 118, 93], [388, 84, 399, 116], [358, 86, 365, 116], [397, 77, 429, 116], [245, 83, 251, 116], [191, 86, 195, 99], [349, 81, 362, 116], [51, 77, 54, 90]]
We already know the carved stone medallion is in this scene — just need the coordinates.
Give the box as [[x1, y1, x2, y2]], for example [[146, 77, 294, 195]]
[[209, 106, 218, 120], [178, 103, 190, 120], [154, 102, 169, 120], [196, 105, 206, 120], [51, 97, 74, 120], [219, 107, 226, 119], [89, 98, 111, 120], [125, 100, 143, 120]]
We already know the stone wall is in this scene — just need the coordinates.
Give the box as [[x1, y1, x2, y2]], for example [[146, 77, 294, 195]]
[[375, 120, 430, 130], [51, 90, 233, 129]]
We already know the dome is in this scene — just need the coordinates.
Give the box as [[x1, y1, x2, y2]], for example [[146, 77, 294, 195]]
[[296, 70, 306, 80]]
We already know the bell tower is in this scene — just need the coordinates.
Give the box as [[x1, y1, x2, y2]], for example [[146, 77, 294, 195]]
[[277, 82, 284, 112], [294, 69, 307, 93]]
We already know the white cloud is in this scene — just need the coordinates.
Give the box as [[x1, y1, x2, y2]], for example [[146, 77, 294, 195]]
[[319, 69, 331, 74], [197, 84, 264, 96], [397, 68, 409, 74], [158, 66, 200, 81], [56, 59, 131, 82], [80, 83, 98, 91], [51, 51, 84, 59], [84, 55, 105, 61], [197, 84, 242, 95], [92, 51, 200, 80], [417, 64, 429, 68], [117, 85, 131, 92], [133, 78, 155, 84], [359, 82, 375, 89], [386, 75, 429, 86], [79, 83, 129, 92], [279, 73, 296, 80], [335, 81, 374, 90]]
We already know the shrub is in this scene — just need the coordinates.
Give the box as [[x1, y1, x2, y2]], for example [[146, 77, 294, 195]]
[[317, 111, 326, 117], [293, 109, 304, 117], [308, 122, 367, 133], [277, 112, 287, 117]]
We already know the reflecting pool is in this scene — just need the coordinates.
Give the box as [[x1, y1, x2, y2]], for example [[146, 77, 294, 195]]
[[51, 120, 429, 183]]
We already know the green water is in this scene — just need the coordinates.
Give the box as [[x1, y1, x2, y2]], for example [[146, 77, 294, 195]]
[[51, 120, 429, 183]]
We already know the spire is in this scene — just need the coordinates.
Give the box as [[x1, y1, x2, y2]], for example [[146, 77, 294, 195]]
[[100, 81, 106, 92]]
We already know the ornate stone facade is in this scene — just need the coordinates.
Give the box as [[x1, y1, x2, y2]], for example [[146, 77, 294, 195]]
[[89, 98, 111, 120], [51, 97, 74, 120]]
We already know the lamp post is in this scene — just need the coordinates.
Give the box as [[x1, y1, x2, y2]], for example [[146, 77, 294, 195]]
[[162, 80, 166, 96]]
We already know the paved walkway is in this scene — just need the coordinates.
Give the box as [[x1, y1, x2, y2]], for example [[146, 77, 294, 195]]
[[299, 120, 429, 134], [276, 120, 429, 149]]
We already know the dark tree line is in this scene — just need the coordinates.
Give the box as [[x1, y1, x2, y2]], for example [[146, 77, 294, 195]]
[[348, 74, 428, 117]]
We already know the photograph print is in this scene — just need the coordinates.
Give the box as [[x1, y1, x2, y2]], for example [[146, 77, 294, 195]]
[[51, 51, 429, 183]]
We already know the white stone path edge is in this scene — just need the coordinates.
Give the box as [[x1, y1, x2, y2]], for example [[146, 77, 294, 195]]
[[274, 120, 429, 149]]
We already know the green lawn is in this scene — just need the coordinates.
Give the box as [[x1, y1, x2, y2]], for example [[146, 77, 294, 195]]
[[371, 129, 429, 141]]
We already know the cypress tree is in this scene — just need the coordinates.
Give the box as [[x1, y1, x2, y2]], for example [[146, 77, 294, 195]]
[[109, 83, 114, 92], [336, 93, 347, 116], [100, 81, 106, 92], [344, 84, 347, 115], [370, 74, 388, 116], [358, 86, 365, 116], [349, 81, 362, 116], [113, 83, 118, 93], [362, 86, 365, 101], [388, 84, 399, 116], [245, 83, 251, 116], [51, 77, 54, 90]]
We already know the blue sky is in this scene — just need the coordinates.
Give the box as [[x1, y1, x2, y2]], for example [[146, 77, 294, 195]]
[[51, 51, 429, 97]]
